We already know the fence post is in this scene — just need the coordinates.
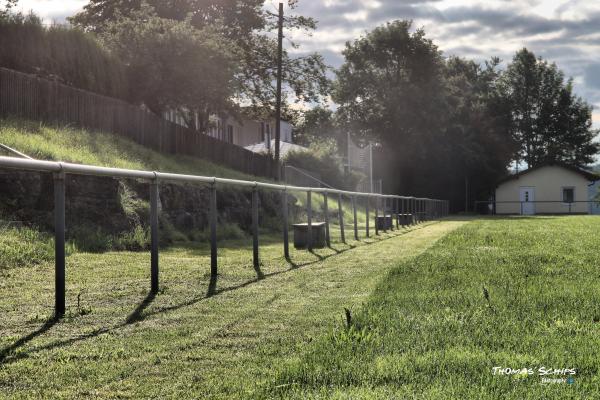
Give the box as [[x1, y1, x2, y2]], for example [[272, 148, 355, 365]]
[[383, 197, 388, 233], [307, 191, 313, 251], [150, 178, 159, 293], [54, 171, 66, 317], [395, 198, 399, 229], [520, 201, 523, 216], [282, 190, 289, 259], [352, 195, 358, 240], [210, 183, 218, 276], [252, 186, 259, 268], [338, 193, 345, 243], [324, 192, 331, 247], [365, 197, 370, 238], [375, 196, 379, 235], [390, 198, 395, 231]]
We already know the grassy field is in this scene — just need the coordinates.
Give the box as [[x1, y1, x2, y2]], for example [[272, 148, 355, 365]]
[[271, 216, 600, 399], [0, 220, 463, 399]]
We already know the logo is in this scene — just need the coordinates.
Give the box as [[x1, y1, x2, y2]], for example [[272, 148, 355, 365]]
[[492, 367, 576, 384]]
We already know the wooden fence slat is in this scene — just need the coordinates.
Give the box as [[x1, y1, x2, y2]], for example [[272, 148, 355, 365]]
[[0, 67, 277, 179]]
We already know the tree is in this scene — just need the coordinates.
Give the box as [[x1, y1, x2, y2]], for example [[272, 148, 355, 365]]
[[335, 21, 446, 150], [442, 56, 517, 210], [70, 0, 330, 125], [99, 5, 235, 129], [335, 20, 515, 210], [293, 106, 341, 147], [501, 48, 599, 167]]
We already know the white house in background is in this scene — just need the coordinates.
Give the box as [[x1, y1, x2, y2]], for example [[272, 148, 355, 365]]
[[590, 180, 600, 215], [346, 135, 380, 193], [244, 140, 308, 157], [164, 110, 293, 148], [495, 162, 599, 215]]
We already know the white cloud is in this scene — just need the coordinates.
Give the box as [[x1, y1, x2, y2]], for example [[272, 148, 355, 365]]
[[11, 0, 87, 22], [11, 0, 600, 130]]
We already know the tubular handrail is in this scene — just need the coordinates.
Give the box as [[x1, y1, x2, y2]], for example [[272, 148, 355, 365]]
[[0, 155, 437, 201], [0, 154, 449, 317], [0, 143, 33, 159], [284, 164, 336, 189]]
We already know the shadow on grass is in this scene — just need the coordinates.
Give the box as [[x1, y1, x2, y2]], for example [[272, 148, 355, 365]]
[[0, 221, 440, 365], [125, 291, 157, 324], [0, 317, 58, 364]]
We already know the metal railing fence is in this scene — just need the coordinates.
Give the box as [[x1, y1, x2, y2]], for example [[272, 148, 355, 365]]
[[474, 200, 600, 215], [0, 155, 449, 317]]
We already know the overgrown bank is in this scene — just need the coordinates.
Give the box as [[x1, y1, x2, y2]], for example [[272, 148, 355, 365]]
[[0, 118, 366, 259]]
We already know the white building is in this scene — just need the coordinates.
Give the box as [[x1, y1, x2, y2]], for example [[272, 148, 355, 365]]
[[164, 110, 293, 148], [495, 163, 599, 215]]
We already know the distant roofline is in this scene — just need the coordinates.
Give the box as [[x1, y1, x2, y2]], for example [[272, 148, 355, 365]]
[[497, 161, 599, 186]]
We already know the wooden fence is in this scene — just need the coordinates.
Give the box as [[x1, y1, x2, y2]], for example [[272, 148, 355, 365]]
[[0, 67, 279, 179]]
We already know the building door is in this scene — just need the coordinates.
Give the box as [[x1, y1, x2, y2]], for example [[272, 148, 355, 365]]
[[519, 187, 535, 215]]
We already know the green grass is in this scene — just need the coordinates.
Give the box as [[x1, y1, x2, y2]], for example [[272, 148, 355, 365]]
[[0, 220, 461, 399], [270, 216, 600, 399], [0, 118, 369, 228], [0, 223, 53, 269], [0, 118, 260, 180]]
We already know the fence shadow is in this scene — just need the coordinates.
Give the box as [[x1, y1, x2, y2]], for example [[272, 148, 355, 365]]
[[0, 221, 440, 365], [125, 291, 157, 325], [0, 317, 58, 364]]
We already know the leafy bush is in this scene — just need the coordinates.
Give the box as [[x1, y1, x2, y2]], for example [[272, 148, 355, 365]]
[[284, 139, 363, 190], [189, 222, 247, 242], [0, 223, 54, 269], [68, 225, 114, 253], [0, 12, 128, 99], [115, 225, 150, 251]]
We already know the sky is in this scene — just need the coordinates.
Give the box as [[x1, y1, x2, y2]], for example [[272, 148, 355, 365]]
[[11, 0, 600, 129]]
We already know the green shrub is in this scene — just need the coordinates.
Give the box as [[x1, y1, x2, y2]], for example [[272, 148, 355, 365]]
[[115, 224, 150, 251], [189, 222, 247, 242], [68, 225, 114, 253], [284, 139, 363, 190], [0, 223, 54, 269]]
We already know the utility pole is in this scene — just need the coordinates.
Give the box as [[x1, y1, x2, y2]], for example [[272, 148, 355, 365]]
[[274, 2, 284, 179]]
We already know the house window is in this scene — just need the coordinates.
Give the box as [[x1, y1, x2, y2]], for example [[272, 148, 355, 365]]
[[227, 125, 234, 144], [562, 187, 575, 203], [260, 122, 265, 141]]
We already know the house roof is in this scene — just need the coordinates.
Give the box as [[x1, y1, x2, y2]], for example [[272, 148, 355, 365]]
[[244, 140, 308, 158], [497, 161, 600, 186]]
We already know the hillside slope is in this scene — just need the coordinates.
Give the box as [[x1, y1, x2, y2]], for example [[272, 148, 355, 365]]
[[0, 118, 260, 180], [0, 118, 368, 258]]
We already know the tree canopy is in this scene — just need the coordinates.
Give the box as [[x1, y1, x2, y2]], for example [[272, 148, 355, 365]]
[[70, 0, 330, 126], [500, 48, 599, 167], [334, 21, 518, 210]]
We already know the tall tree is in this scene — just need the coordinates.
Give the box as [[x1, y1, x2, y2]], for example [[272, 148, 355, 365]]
[[293, 106, 342, 147], [70, 0, 330, 125], [335, 20, 515, 210], [501, 48, 599, 167], [99, 4, 234, 129]]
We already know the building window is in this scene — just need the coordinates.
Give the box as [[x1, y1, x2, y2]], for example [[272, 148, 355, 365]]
[[260, 122, 265, 141], [562, 187, 574, 203], [227, 125, 234, 143]]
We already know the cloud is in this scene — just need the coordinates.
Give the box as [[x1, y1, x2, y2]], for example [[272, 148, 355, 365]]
[[12, 0, 87, 22], [585, 64, 600, 90], [14, 0, 600, 130], [289, 0, 600, 129]]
